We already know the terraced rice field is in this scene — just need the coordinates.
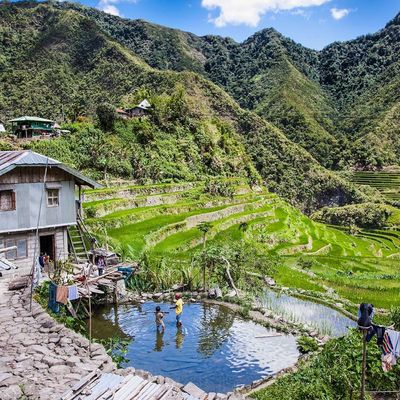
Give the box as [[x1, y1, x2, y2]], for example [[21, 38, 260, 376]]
[[84, 180, 400, 310], [350, 171, 400, 201]]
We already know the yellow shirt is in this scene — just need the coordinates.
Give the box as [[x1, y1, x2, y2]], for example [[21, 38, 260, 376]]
[[175, 298, 183, 315]]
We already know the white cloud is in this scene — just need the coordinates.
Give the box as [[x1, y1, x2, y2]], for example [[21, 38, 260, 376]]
[[201, 0, 330, 27], [98, 0, 121, 16], [97, 0, 138, 17], [330, 7, 350, 20]]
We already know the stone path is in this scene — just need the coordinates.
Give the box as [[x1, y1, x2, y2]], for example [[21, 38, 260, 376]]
[[0, 279, 246, 400], [0, 279, 115, 400]]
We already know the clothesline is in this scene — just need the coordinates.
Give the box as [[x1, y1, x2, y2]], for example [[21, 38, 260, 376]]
[[358, 303, 400, 373]]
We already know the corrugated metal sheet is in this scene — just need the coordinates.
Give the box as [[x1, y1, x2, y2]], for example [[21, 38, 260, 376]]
[[8, 116, 55, 123]]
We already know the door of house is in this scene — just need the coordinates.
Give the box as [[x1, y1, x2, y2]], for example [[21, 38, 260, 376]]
[[39, 234, 55, 261]]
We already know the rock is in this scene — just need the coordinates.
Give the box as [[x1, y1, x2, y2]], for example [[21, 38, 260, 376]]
[[42, 355, 65, 367], [264, 277, 276, 287], [207, 393, 217, 400], [152, 292, 163, 299], [0, 373, 12, 384], [29, 345, 52, 356], [49, 365, 71, 375], [66, 356, 81, 367], [182, 382, 207, 400], [2, 384, 22, 400], [1, 376, 21, 387], [60, 337, 72, 346]]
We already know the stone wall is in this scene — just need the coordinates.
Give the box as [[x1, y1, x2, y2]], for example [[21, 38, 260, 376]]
[[0, 227, 69, 271]]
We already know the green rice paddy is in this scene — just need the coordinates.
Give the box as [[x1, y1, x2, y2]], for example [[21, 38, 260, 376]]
[[85, 181, 400, 310], [351, 171, 400, 201]]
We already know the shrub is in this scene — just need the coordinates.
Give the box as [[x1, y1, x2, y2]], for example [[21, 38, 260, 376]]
[[390, 307, 400, 330], [296, 336, 319, 354], [204, 179, 235, 198], [312, 202, 394, 228]]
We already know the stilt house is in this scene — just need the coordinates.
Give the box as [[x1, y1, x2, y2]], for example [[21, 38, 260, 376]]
[[0, 151, 101, 270]]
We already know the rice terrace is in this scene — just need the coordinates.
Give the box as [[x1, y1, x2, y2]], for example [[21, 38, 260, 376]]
[[1, 1, 400, 400]]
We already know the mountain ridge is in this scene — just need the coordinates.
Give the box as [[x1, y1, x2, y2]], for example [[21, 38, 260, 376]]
[[43, 1, 399, 169], [0, 1, 372, 213]]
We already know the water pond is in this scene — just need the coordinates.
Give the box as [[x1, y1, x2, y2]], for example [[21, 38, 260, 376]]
[[90, 301, 300, 393], [259, 290, 356, 337]]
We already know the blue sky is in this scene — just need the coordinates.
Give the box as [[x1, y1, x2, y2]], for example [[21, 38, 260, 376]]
[[82, 0, 400, 49]]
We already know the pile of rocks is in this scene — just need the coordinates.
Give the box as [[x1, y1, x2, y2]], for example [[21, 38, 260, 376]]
[[0, 280, 116, 399], [0, 279, 246, 399]]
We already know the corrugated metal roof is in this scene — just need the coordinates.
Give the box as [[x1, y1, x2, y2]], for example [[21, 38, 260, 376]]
[[8, 116, 55, 123], [0, 150, 101, 189]]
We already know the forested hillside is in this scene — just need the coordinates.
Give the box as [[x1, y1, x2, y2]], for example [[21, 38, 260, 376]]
[[50, 2, 399, 170], [0, 1, 372, 213]]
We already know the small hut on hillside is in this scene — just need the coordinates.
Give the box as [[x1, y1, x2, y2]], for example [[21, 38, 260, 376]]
[[9, 116, 55, 139], [124, 99, 151, 118]]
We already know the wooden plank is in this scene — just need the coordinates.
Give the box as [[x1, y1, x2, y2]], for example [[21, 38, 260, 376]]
[[60, 370, 100, 400]]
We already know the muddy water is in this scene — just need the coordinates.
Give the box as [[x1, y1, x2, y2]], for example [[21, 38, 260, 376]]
[[260, 290, 356, 336], [90, 301, 300, 393]]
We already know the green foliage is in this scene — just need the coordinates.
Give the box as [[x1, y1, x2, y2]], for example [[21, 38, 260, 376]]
[[390, 307, 400, 330], [296, 336, 319, 354], [0, 1, 374, 212], [297, 257, 314, 270], [312, 203, 394, 228], [253, 329, 400, 400], [96, 102, 117, 131], [204, 179, 235, 198], [95, 336, 130, 368]]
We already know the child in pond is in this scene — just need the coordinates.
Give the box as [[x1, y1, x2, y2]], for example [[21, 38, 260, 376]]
[[171, 293, 184, 327], [155, 306, 165, 333]]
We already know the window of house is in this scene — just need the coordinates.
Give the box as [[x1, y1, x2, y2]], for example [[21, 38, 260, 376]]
[[47, 189, 59, 207], [3, 238, 27, 260], [5, 239, 17, 260], [0, 190, 15, 211]]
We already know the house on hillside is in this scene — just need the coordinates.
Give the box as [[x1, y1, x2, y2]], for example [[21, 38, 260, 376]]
[[0, 121, 5, 133], [0, 151, 101, 269], [119, 99, 151, 119], [9, 116, 55, 139], [116, 108, 130, 120]]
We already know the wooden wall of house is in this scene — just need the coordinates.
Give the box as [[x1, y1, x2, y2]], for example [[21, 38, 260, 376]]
[[0, 167, 77, 233], [0, 167, 70, 184]]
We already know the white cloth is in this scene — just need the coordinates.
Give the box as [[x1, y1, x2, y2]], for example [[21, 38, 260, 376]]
[[32, 259, 42, 288]]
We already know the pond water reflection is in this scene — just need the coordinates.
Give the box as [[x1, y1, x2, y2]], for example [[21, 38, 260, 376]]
[[90, 301, 300, 393], [259, 290, 356, 336]]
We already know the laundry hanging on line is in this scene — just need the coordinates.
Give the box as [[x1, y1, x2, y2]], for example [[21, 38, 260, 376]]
[[357, 303, 400, 372]]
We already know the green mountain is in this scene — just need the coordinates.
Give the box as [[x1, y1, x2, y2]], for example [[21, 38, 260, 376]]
[[56, 2, 399, 169], [0, 1, 370, 213]]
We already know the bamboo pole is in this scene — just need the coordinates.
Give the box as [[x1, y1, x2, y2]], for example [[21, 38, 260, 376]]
[[29, 157, 49, 312]]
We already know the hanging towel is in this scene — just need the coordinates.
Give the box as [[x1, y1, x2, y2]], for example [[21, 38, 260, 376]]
[[381, 329, 400, 371], [68, 285, 79, 301], [56, 285, 68, 305], [48, 282, 60, 314]]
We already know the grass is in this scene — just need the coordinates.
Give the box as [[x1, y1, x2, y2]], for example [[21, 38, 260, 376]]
[[85, 180, 400, 310], [351, 171, 400, 202]]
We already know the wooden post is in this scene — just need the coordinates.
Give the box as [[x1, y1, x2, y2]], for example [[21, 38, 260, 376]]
[[360, 329, 367, 400]]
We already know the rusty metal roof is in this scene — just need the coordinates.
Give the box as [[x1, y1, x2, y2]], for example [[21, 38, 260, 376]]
[[0, 150, 101, 189]]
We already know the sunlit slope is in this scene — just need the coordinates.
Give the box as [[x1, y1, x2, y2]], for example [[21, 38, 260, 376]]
[[85, 181, 400, 308]]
